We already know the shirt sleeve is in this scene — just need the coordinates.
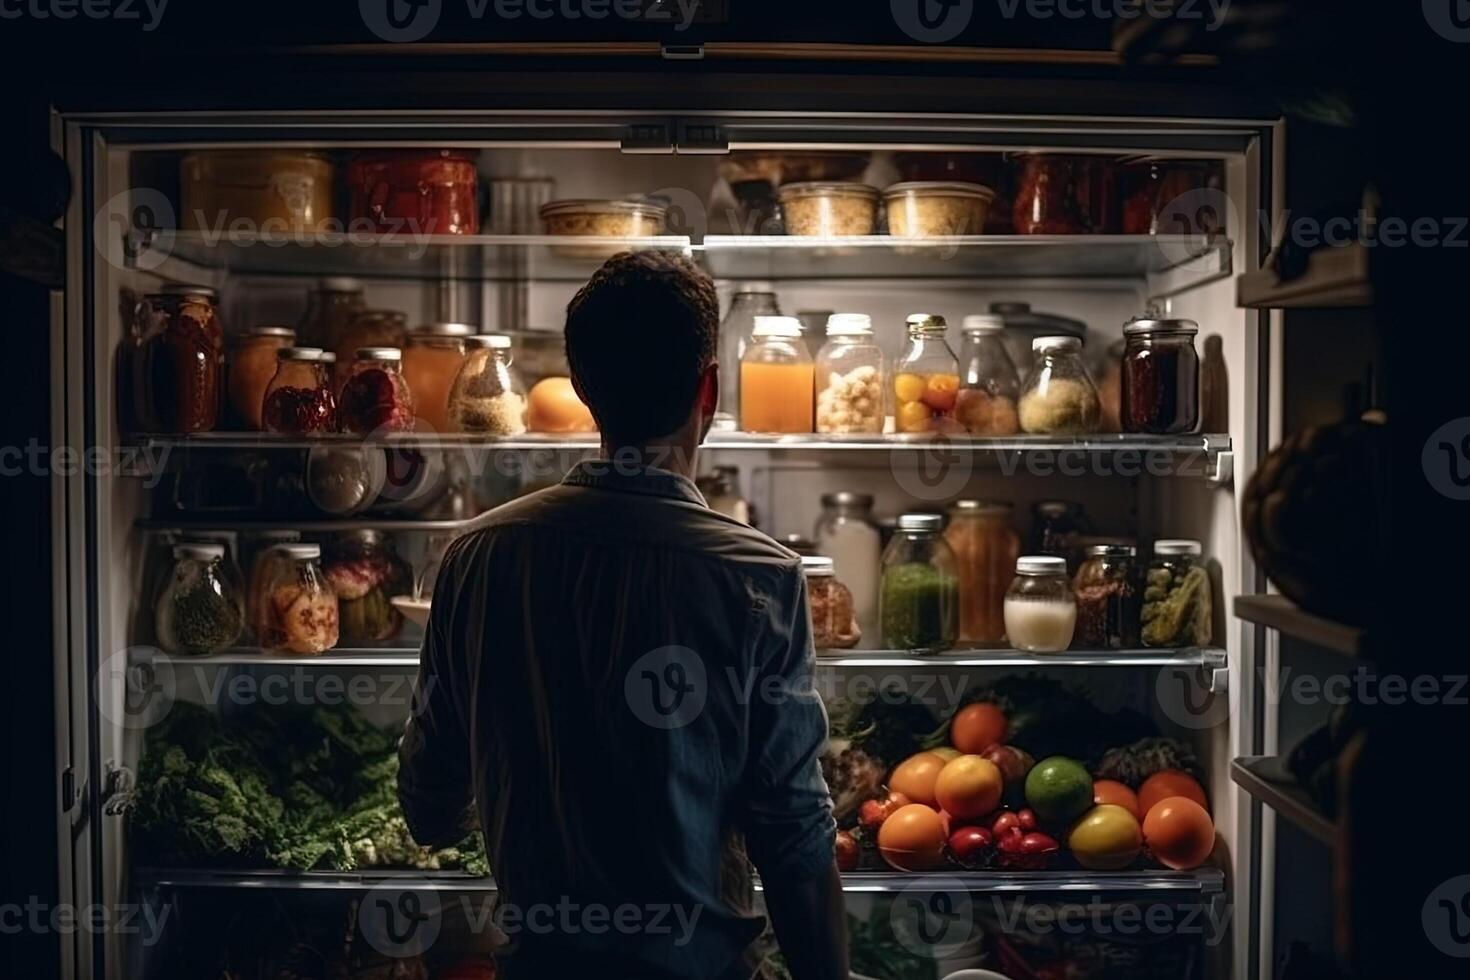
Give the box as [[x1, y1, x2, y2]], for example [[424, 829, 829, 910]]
[[397, 539, 476, 848], [738, 564, 836, 882]]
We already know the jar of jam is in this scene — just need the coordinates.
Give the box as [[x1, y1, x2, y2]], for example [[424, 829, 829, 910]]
[[1121, 317, 1200, 434], [332, 309, 407, 390], [347, 149, 481, 236], [262, 347, 336, 434], [227, 326, 295, 429], [130, 284, 225, 433], [1012, 155, 1088, 235], [337, 347, 415, 434], [401, 322, 474, 433]]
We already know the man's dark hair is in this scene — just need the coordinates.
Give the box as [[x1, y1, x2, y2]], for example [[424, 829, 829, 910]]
[[564, 250, 720, 445]]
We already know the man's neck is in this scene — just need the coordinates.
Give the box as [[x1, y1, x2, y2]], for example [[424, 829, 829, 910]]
[[599, 440, 700, 480]]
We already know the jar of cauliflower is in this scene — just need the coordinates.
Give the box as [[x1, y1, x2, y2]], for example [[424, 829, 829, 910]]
[[814, 313, 885, 434]]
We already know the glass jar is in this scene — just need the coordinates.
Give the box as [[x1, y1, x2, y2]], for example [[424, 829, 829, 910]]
[[337, 348, 415, 434], [155, 543, 243, 655], [880, 513, 959, 652], [1012, 155, 1088, 235], [298, 277, 365, 350], [1120, 160, 1224, 235], [696, 465, 750, 524], [181, 533, 246, 606], [954, 315, 1021, 436], [1122, 317, 1200, 435], [781, 534, 819, 556], [262, 347, 336, 434], [448, 334, 527, 434], [324, 530, 412, 644], [1142, 539, 1213, 647], [1004, 556, 1077, 653], [944, 500, 1020, 645], [402, 322, 474, 433], [347, 149, 481, 235], [741, 315, 814, 433], [815, 314, 884, 434], [228, 326, 295, 429], [258, 543, 339, 654], [718, 287, 781, 426], [893, 314, 961, 434], [333, 310, 407, 390], [1029, 500, 1091, 572], [1073, 545, 1140, 649], [129, 285, 225, 433], [1019, 336, 1101, 434], [814, 491, 881, 648], [803, 556, 861, 649], [179, 150, 335, 233], [245, 530, 301, 641]]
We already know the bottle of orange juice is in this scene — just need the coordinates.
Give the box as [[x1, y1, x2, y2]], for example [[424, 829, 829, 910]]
[[741, 315, 814, 433]]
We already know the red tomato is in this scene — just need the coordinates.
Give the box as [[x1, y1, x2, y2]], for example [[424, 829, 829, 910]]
[[950, 702, 1009, 755], [835, 829, 860, 871]]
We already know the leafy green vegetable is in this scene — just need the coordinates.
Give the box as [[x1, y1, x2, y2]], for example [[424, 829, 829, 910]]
[[827, 684, 941, 768]]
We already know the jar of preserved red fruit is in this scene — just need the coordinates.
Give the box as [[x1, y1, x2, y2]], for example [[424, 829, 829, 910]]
[[347, 149, 481, 236], [262, 347, 337, 434], [1012, 155, 1088, 235], [1122, 317, 1200, 434], [337, 347, 415, 434], [129, 284, 225, 433]]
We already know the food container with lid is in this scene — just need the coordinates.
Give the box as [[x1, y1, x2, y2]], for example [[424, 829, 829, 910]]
[[337, 348, 415, 434], [944, 500, 1020, 645], [1142, 539, 1213, 647], [1073, 544, 1140, 649], [880, 513, 959, 652], [954, 315, 1020, 436], [126, 284, 225, 434], [1122, 316, 1200, 434], [259, 543, 339, 655], [1018, 336, 1101, 434], [402, 322, 474, 433], [893, 314, 961, 434], [803, 555, 861, 649], [814, 491, 881, 647], [741, 315, 813, 433], [155, 543, 244, 655], [180, 151, 335, 234], [262, 347, 336, 434], [777, 181, 879, 237], [448, 334, 527, 435], [1003, 555, 1077, 653], [883, 181, 995, 238], [347, 149, 481, 235], [228, 326, 296, 429], [815, 314, 884, 434], [539, 199, 668, 256]]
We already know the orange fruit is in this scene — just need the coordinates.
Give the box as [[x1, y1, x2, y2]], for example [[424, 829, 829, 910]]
[[896, 399, 934, 432], [888, 751, 947, 809], [894, 373, 926, 404], [949, 702, 1008, 755], [1142, 796, 1215, 870], [1092, 779, 1142, 821], [1138, 769, 1208, 817], [934, 755, 1004, 820], [877, 803, 949, 871], [920, 373, 959, 411]]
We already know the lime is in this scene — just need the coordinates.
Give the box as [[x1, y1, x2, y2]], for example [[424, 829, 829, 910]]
[[1024, 756, 1094, 826]]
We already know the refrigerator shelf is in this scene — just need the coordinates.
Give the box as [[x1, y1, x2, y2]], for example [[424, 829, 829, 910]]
[[1231, 757, 1336, 846], [138, 517, 472, 533], [1233, 594, 1366, 658], [132, 646, 421, 667]]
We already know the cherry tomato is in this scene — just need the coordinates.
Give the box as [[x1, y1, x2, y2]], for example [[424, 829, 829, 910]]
[[991, 810, 1021, 837], [835, 830, 860, 871], [1017, 808, 1038, 832]]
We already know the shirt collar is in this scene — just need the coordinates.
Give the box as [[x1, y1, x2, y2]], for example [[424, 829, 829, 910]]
[[562, 459, 708, 507]]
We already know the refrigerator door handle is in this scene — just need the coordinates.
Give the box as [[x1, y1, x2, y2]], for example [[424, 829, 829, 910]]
[[60, 764, 88, 828]]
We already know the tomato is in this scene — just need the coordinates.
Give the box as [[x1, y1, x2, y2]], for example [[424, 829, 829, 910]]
[[950, 702, 1009, 755], [991, 809, 1021, 838], [835, 829, 860, 871], [1017, 808, 1038, 832], [1138, 769, 1208, 817], [947, 825, 995, 868], [1142, 796, 1215, 870], [877, 804, 949, 871], [858, 790, 910, 831], [889, 752, 947, 809]]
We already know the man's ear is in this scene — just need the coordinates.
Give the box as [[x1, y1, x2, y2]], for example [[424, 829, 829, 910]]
[[697, 362, 719, 417]]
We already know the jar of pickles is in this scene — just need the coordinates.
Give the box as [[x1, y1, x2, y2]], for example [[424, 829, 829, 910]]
[[893, 314, 960, 434], [954, 315, 1020, 436], [129, 285, 226, 433], [245, 531, 301, 641], [1003, 556, 1076, 653], [337, 348, 415, 434], [332, 310, 407, 389], [803, 556, 861, 649], [259, 543, 340, 655], [402, 322, 474, 433], [155, 544, 244, 655], [1073, 544, 1140, 649], [944, 500, 1020, 645], [741, 315, 814, 433], [228, 326, 295, 429], [448, 334, 527, 434], [324, 530, 412, 644], [262, 347, 336, 434], [815, 314, 884, 434], [1122, 317, 1200, 434], [880, 513, 959, 652], [1141, 539, 1213, 648], [1018, 336, 1101, 434]]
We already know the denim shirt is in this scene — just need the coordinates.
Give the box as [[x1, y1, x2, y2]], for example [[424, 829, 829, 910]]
[[398, 461, 834, 978]]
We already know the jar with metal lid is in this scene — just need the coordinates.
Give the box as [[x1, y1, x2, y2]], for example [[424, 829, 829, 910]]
[[717, 285, 780, 426], [1004, 555, 1076, 653], [1122, 317, 1200, 434], [128, 284, 225, 433], [337, 348, 414, 434], [893, 314, 961, 434], [448, 334, 527, 435], [1019, 335, 1101, 434], [245, 530, 302, 641], [880, 513, 959, 652], [944, 500, 1020, 645], [262, 347, 336, 434], [402, 322, 474, 433], [696, 465, 751, 524], [1073, 544, 1140, 649], [1142, 539, 1213, 647], [333, 310, 407, 389], [324, 530, 412, 644], [228, 326, 295, 429], [259, 543, 339, 655], [298, 277, 365, 350], [741, 315, 814, 433], [954, 315, 1020, 436], [815, 314, 884, 434], [155, 543, 243, 655], [803, 555, 861, 649], [814, 491, 881, 647]]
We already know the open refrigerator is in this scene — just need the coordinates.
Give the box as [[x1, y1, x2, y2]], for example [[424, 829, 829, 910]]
[[50, 93, 1291, 980]]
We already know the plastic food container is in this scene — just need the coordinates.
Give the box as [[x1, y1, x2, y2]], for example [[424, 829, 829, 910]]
[[803, 556, 861, 649], [539, 199, 668, 256], [347, 149, 481, 235], [1003, 555, 1077, 653], [741, 315, 814, 433], [883, 181, 995, 238], [180, 151, 335, 234], [777, 181, 879, 237]]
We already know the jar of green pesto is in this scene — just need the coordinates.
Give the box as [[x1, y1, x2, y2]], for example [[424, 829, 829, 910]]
[[880, 513, 959, 652]]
